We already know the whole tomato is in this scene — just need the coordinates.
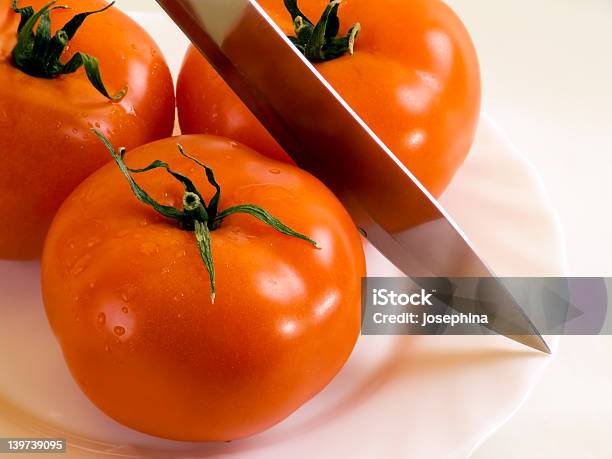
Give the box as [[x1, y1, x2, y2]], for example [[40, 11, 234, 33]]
[[177, 0, 481, 198], [0, 0, 175, 259], [42, 134, 365, 441]]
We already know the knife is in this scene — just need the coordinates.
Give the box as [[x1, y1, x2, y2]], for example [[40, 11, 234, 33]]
[[155, 0, 550, 353]]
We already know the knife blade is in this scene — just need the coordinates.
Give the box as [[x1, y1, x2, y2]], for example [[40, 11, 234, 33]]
[[155, 0, 549, 353]]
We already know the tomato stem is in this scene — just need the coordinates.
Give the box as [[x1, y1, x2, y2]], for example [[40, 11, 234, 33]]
[[183, 191, 209, 223], [284, 0, 360, 61], [92, 130, 318, 303], [10, 0, 126, 101]]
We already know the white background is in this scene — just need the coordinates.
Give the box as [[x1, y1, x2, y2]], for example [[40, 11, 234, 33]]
[[444, 1, 612, 458]]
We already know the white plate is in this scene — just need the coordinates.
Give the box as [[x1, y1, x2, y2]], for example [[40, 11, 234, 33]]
[[0, 10, 567, 459]]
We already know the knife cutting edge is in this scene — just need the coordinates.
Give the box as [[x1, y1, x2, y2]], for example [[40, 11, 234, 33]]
[[155, 0, 550, 353]]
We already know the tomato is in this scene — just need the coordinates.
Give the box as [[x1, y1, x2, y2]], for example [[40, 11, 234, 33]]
[[177, 0, 481, 197], [177, 44, 293, 164], [0, 0, 175, 259], [41, 134, 365, 441]]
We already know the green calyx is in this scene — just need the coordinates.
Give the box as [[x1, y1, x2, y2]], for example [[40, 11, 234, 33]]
[[284, 0, 361, 62], [11, 0, 126, 101], [93, 130, 319, 303]]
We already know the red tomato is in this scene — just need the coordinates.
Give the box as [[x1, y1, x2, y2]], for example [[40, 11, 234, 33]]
[[177, 44, 293, 164], [42, 134, 365, 441], [177, 0, 481, 197], [0, 0, 175, 259]]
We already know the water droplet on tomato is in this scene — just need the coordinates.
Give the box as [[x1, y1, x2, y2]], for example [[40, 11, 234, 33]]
[[86, 237, 101, 248], [121, 307, 129, 314], [97, 313, 106, 325], [70, 254, 92, 276], [269, 168, 281, 175], [139, 242, 159, 255], [161, 194, 176, 206], [114, 326, 125, 336], [172, 292, 185, 302]]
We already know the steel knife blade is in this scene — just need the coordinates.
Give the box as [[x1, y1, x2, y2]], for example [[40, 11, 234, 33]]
[[155, 0, 550, 353]]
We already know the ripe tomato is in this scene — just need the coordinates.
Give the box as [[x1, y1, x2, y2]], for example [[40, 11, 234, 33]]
[[42, 134, 365, 441], [177, 45, 293, 164], [0, 0, 175, 259], [177, 0, 481, 197]]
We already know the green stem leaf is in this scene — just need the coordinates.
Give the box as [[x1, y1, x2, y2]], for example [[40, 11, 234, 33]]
[[177, 145, 221, 224], [11, 0, 35, 32], [62, 52, 127, 101], [10, 0, 126, 101], [92, 129, 187, 222], [194, 220, 215, 303], [12, 1, 55, 68], [215, 204, 319, 248], [60, 1, 114, 41], [283, 0, 313, 25], [284, 0, 361, 62]]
